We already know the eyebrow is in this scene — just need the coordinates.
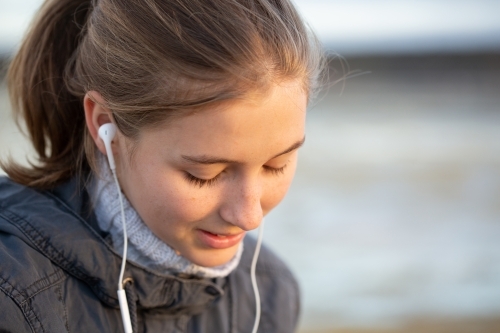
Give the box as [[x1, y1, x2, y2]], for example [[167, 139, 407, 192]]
[[181, 136, 306, 165]]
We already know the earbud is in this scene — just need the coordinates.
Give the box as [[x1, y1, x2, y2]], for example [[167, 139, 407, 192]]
[[98, 123, 117, 171]]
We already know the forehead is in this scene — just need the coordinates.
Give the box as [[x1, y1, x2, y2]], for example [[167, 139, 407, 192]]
[[136, 81, 307, 162]]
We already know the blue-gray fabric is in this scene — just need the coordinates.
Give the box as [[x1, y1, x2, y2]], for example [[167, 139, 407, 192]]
[[0, 176, 300, 333]]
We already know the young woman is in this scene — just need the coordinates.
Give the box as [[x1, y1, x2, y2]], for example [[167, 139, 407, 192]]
[[0, 0, 323, 332]]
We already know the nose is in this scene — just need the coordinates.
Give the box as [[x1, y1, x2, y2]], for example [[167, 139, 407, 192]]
[[219, 178, 263, 231]]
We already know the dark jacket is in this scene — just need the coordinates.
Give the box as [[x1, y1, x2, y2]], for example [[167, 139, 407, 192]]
[[0, 176, 300, 333]]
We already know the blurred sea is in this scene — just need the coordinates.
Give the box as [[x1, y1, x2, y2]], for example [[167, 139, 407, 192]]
[[2, 54, 500, 332], [263, 55, 500, 332]]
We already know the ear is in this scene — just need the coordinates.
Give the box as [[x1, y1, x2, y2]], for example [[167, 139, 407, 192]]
[[83, 91, 115, 156]]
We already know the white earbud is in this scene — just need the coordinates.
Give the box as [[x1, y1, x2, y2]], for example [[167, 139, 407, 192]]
[[98, 123, 117, 171]]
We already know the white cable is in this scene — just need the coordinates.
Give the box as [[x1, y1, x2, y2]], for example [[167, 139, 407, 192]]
[[250, 219, 265, 333], [112, 169, 133, 333], [113, 169, 128, 291]]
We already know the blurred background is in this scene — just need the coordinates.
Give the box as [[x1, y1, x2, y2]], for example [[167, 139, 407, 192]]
[[1, 0, 500, 332]]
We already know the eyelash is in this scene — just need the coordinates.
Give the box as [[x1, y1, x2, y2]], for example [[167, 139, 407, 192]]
[[263, 164, 287, 176], [184, 172, 221, 188], [184, 165, 288, 188]]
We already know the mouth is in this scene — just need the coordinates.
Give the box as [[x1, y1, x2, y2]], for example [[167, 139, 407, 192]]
[[198, 230, 246, 249]]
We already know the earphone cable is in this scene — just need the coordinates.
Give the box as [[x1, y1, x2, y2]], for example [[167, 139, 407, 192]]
[[112, 169, 133, 333], [250, 219, 264, 333], [113, 169, 128, 291]]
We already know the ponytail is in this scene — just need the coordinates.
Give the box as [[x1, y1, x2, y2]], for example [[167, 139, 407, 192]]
[[2, 0, 93, 189]]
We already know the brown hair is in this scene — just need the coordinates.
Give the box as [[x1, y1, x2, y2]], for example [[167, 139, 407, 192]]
[[3, 0, 324, 189]]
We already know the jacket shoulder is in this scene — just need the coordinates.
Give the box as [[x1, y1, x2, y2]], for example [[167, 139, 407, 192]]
[[0, 177, 61, 280], [0, 291, 33, 333], [0, 226, 66, 293], [0, 178, 73, 332], [0, 234, 70, 333]]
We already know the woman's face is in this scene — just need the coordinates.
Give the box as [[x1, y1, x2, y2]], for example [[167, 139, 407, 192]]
[[114, 81, 307, 267]]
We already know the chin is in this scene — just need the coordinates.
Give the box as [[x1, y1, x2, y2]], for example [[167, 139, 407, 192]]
[[185, 246, 239, 268]]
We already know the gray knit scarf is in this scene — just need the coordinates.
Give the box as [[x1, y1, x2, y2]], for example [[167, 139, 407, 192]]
[[89, 158, 243, 278]]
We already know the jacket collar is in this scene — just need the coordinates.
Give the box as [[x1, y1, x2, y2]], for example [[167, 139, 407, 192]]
[[0, 176, 224, 313]]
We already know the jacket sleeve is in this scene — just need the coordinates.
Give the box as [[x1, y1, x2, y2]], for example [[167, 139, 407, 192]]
[[0, 290, 33, 333]]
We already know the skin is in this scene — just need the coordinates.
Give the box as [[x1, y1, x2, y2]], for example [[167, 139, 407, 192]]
[[84, 80, 307, 267]]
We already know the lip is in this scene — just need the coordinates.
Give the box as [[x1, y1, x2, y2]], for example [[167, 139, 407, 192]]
[[198, 230, 246, 249]]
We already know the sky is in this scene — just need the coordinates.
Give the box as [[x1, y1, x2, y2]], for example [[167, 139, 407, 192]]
[[1, 0, 500, 55]]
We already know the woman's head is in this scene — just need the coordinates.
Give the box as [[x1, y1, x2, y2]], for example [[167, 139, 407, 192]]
[[5, 0, 322, 186], [87, 79, 307, 266], [4, 0, 324, 265]]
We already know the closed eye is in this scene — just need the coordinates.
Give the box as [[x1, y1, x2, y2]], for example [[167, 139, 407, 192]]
[[184, 164, 288, 188], [184, 172, 221, 188], [263, 164, 287, 175]]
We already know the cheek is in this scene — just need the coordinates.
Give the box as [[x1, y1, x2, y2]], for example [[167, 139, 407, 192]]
[[135, 168, 219, 225]]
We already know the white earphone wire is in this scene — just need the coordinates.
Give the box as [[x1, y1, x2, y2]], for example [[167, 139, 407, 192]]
[[250, 219, 264, 333], [113, 169, 128, 291], [112, 169, 133, 333]]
